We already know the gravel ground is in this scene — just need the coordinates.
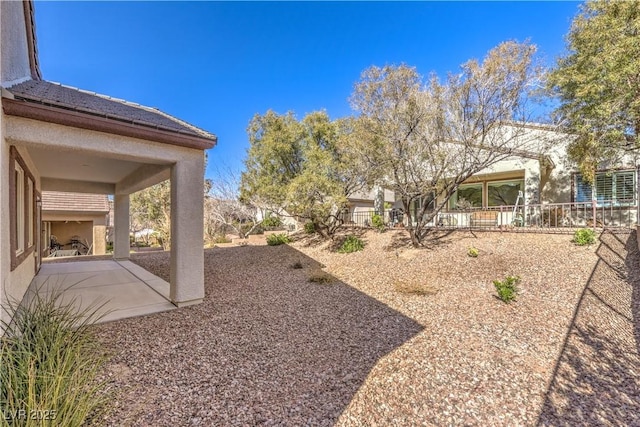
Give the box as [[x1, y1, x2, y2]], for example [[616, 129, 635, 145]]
[[91, 229, 640, 426]]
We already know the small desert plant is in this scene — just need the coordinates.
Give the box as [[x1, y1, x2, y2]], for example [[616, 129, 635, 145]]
[[308, 270, 334, 284], [467, 246, 479, 257], [371, 214, 385, 232], [304, 222, 316, 234], [394, 280, 439, 296], [213, 234, 232, 244], [493, 275, 520, 303], [338, 235, 365, 253], [573, 228, 596, 246], [266, 233, 290, 246], [0, 288, 110, 426], [291, 260, 304, 269]]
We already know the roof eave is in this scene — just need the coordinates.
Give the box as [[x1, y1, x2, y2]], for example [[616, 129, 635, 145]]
[[3, 97, 216, 150]]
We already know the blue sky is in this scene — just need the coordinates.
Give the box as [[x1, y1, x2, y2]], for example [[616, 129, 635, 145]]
[[34, 1, 581, 180]]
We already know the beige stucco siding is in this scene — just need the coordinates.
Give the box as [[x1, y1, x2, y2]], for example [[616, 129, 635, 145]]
[[0, 1, 31, 86], [5, 115, 202, 167], [1, 143, 41, 324]]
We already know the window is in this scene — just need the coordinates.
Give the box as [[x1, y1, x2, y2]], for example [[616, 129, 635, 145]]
[[413, 192, 436, 219], [575, 170, 636, 206], [15, 163, 25, 255], [10, 147, 36, 270], [449, 184, 482, 209], [487, 180, 524, 207]]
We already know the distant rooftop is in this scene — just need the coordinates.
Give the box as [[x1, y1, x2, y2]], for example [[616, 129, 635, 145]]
[[42, 191, 110, 213], [5, 79, 217, 143]]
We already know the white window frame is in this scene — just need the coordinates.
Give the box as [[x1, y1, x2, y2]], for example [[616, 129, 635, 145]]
[[27, 178, 34, 247], [15, 163, 25, 256]]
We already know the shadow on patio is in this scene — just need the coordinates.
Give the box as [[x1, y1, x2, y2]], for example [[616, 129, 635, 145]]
[[537, 230, 640, 426], [94, 244, 424, 426]]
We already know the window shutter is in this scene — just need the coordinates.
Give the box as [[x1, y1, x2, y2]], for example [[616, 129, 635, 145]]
[[614, 171, 635, 204], [595, 175, 613, 204]]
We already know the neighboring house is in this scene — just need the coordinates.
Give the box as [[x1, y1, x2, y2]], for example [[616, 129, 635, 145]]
[[41, 191, 110, 256], [1, 1, 216, 323], [349, 124, 640, 228]]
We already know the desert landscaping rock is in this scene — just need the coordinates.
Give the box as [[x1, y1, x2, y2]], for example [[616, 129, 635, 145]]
[[92, 229, 640, 426]]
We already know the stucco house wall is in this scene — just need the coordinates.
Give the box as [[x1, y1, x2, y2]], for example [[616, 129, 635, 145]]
[[1, 1, 32, 86], [1, 1, 216, 325], [0, 2, 41, 318]]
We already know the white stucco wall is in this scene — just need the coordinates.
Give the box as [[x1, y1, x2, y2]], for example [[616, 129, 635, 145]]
[[1, 1, 31, 86]]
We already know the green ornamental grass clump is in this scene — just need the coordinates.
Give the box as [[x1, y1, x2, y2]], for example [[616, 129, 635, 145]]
[[0, 288, 110, 426], [573, 228, 596, 246], [266, 233, 290, 246], [493, 275, 520, 303], [338, 235, 365, 253], [467, 246, 479, 257]]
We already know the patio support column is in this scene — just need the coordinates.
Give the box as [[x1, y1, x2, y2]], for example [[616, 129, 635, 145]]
[[92, 215, 107, 255], [113, 194, 130, 260], [169, 155, 205, 306]]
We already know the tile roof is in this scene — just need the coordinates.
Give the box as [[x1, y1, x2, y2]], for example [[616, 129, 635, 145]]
[[42, 191, 110, 213], [5, 80, 216, 142]]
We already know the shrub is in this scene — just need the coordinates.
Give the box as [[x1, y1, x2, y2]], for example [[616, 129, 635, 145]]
[[467, 246, 479, 257], [308, 270, 334, 284], [304, 222, 316, 234], [266, 233, 290, 246], [573, 228, 596, 246], [0, 289, 110, 426], [262, 214, 282, 228], [394, 280, 439, 296], [493, 275, 520, 303], [213, 235, 231, 244], [371, 214, 385, 232], [338, 235, 365, 253]]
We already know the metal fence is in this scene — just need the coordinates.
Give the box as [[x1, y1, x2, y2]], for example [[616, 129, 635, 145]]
[[340, 201, 638, 231]]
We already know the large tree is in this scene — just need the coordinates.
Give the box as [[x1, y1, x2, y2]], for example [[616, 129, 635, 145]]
[[548, 0, 640, 181], [351, 41, 544, 246], [240, 110, 369, 237]]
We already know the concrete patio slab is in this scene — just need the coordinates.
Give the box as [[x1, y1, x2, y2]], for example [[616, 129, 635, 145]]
[[26, 260, 175, 324]]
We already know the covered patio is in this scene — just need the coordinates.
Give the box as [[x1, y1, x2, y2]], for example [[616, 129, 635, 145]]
[[3, 79, 216, 313], [27, 259, 175, 323]]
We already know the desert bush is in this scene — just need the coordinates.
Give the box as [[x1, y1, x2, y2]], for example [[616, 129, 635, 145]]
[[573, 228, 596, 246], [371, 214, 385, 232], [338, 235, 365, 253], [308, 270, 334, 284], [304, 222, 316, 234], [213, 235, 232, 244], [262, 214, 283, 228], [467, 246, 479, 257], [493, 275, 520, 303], [394, 280, 439, 296], [0, 289, 110, 426], [266, 233, 290, 246]]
